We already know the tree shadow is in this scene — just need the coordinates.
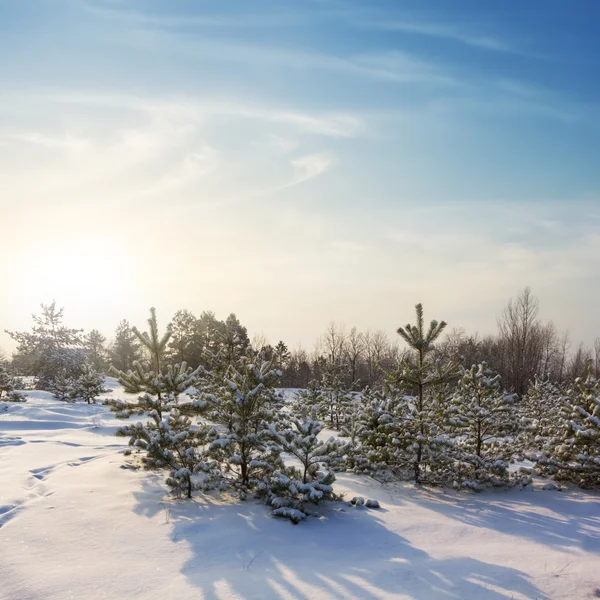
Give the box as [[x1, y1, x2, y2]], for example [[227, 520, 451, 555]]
[[132, 476, 550, 600], [409, 486, 600, 555]]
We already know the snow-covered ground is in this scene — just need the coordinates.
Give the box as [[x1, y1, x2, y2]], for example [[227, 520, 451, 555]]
[[1, 383, 599, 600]]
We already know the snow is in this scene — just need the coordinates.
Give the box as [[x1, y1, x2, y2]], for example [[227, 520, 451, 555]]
[[1, 383, 600, 600]]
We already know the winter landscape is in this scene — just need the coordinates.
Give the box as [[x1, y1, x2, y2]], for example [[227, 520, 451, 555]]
[[2, 1, 600, 599], [1, 299, 599, 600]]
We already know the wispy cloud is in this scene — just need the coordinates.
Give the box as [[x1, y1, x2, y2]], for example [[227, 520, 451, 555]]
[[100, 25, 456, 88], [360, 19, 519, 54], [81, 1, 301, 29], [290, 153, 332, 186]]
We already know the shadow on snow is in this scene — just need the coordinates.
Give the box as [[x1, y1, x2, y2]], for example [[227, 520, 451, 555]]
[[133, 476, 550, 600]]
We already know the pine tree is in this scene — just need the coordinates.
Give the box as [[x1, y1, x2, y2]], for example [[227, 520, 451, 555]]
[[166, 309, 203, 366], [394, 303, 458, 484], [132, 307, 172, 378], [6, 302, 85, 389], [447, 363, 518, 490], [109, 310, 202, 459], [71, 365, 110, 404], [259, 410, 341, 522], [0, 364, 15, 399], [109, 320, 142, 372], [355, 386, 404, 474], [319, 362, 354, 430], [274, 341, 291, 371], [84, 330, 109, 372], [290, 381, 324, 420], [49, 369, 77, 402], [518, 377, 567, 456], [0, 365, 26, 402], [196, 344, 283, 494], [544, 374, 600, 488], [117, 408, 216, 498]]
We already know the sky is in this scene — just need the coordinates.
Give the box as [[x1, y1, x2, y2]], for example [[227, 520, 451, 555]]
[[1, 0, 600, 353]]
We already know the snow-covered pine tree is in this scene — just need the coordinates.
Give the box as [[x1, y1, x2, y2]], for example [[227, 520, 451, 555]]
[[354, 385, 406, 475], [71, 364, 110, 404], [447, 363, 518, 490], [109, 310, 206, 489], [0, 364, 14, 398], [319, 363, 354, 430], [109, 309, 201, 412], [49, 369, 77, 402], [393, 303, 458, 484], [517, 377, 567, 457], [290, 380, 323, 420], [544, 374, 600, 488], [0, 365, 26, 402], [132, 307, 172, 384], [117, 407, 216, 498], [259, 409, 341, 522], [195, 344, 283, 495], [109, 360, 201, 418], [6, 302, 85, 390]]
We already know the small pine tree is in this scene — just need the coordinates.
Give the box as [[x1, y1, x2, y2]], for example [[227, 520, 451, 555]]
[[447, 363, 518, 490], [0, 364, 15, 399], [0, 365, 26, 402], [291, 380, 324, 419], [84, 330, 109, 372], [6, 302, 85, 390], [319, 363, 354, 430], [50, 369, 77, 402], [110, 309, 200, 409], [259, 410, 341, 522], [354, 386, 404, 474], [71, 365, 110, 404], [132, 308, 172, 383], [196, 344, 283, 494], [517, 377, 567, 457], [109, 320, 142, 373], [544, 374, 600, 488], [118, 407, 216, 498], [394, 304, 458, 484]]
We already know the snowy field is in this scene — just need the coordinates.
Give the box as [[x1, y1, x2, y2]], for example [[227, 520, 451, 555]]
[[1, 382, 599, 600]]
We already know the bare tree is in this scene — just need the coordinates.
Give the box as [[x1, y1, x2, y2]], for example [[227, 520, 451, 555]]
[[364, 329, 392, 386], [321, 322, 347, 367], [556, 331, 571, 384], [345, 327, 365, 388], [567, 342, 592, 380], [496, 287, 544, 396]]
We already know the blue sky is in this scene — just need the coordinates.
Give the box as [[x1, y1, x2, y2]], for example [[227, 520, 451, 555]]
[[1, 0, 599, 351]]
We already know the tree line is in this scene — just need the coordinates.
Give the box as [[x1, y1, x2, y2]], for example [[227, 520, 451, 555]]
[[2, 288, 599, 399]]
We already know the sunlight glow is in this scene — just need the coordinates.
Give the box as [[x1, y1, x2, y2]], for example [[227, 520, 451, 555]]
[[17, 237, 133, 311]]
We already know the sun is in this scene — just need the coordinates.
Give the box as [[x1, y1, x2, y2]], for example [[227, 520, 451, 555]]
[[17, 237, 133, 313]]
